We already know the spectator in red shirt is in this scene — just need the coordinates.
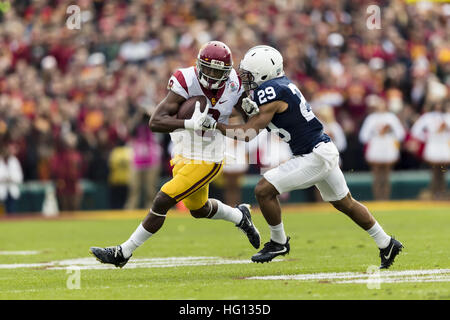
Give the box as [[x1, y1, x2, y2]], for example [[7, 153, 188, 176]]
[[50, 133, 83, 212]]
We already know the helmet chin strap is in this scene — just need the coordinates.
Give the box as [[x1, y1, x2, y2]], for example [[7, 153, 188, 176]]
[[199, 75, 224, 90]]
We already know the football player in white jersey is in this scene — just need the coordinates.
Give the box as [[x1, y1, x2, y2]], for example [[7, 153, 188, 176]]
[[90, 41, 260, 268]]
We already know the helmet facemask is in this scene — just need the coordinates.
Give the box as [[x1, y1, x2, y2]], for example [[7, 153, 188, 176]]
[[238, 67, 260, 94], [197, 58, 232, 90]]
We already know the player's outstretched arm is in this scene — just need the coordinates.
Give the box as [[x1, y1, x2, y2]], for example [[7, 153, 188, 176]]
[[232, 94, 249, 122], [216, 100, 287, 141], [148, 91, 187, 133]]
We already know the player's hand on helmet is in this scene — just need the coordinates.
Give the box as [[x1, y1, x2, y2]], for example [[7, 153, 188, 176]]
[[242, 97, 259, 117], [184, 101, 210, 130], [201, 115, 217, 131]]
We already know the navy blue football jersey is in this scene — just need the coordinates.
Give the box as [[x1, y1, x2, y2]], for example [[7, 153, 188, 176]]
[[252, 76, 330, 156]]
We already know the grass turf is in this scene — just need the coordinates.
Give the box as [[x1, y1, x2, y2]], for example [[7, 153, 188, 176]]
[[0, 203, 449, 300]]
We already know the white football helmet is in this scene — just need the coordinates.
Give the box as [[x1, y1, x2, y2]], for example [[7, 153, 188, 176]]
[[239, 45, 284, 91]]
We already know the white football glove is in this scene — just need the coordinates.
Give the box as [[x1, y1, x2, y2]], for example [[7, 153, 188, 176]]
[[184, 101, 210, 130], [242, 97, 259, 117], [201, 115, 217, 131]]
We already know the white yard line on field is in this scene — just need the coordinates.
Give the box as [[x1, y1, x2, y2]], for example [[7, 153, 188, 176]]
[[247, 269, 450, 281], [0, 256, 267, 270], [336, 275, 450, 284], [0, 250, 41, 255], [246, 269, 450, 284], [1, 255, 448, 285]]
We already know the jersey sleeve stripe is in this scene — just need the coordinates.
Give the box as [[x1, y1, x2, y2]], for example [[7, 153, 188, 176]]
[[173, 70, 189, 95]]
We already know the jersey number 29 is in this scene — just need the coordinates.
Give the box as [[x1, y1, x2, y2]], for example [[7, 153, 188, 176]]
[[257, 87, 276, 104]]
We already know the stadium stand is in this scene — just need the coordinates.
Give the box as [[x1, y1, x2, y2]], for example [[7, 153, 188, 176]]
[[0, 0, 449, 213]]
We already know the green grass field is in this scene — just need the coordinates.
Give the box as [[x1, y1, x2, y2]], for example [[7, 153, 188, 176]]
[[0, 202, 449, 300]]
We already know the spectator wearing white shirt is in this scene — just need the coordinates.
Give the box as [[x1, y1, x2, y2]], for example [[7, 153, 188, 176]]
[[359, 95, 406, 200], [0, 141, 24, 214], [119, 30, 152, 64], [410, 100, 450, 200], [316, 105, 347, 154]]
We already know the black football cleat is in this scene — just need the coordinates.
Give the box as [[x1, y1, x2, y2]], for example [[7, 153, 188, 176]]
[[90, 245, 131, 268], [236, 204, 261, 249], [379, 237, 403, 269], [251, 236, 290, 263]]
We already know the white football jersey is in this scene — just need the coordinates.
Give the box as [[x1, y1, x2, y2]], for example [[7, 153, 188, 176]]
[[359, 112, 406, 163], [411, 111, 450, 163], [167, 66, 243, 162]]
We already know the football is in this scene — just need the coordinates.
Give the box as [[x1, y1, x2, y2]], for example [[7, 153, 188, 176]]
[[176, 95, 208, 119]]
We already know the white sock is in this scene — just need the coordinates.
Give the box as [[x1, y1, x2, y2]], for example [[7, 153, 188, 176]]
[[270, 222, 287, 244], [210, 200, 243, 225], [120, 224, 153, 258], [367, 221, 391, 249]]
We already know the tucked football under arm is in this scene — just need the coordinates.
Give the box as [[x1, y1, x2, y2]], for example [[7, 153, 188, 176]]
[[149, 91, 187, 133], [216, 100, 287, 142]]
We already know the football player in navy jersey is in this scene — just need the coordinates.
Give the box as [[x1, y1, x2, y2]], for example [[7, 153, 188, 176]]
[[204, 45, 403, 268]]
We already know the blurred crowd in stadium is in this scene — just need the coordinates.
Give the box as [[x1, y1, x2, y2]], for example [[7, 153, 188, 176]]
[[0, 0, 449, 212]]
